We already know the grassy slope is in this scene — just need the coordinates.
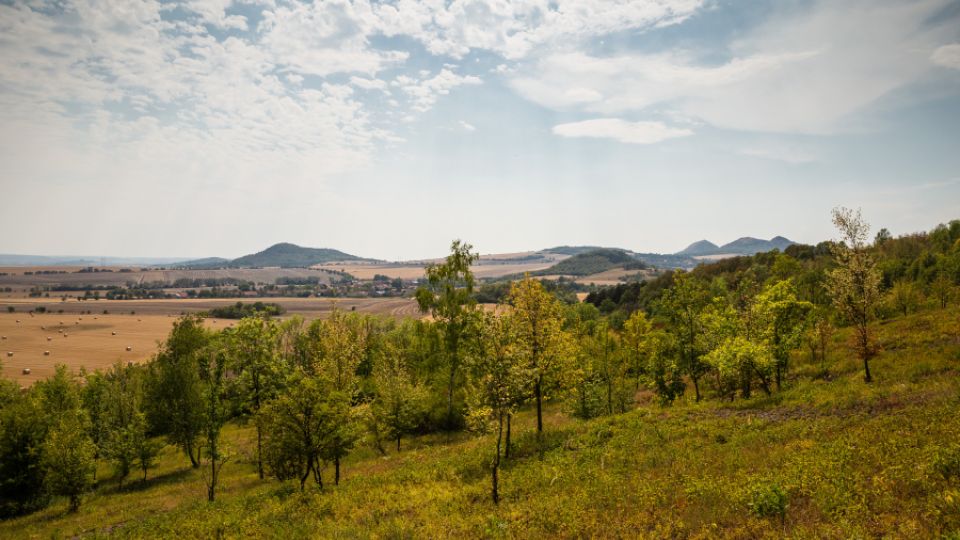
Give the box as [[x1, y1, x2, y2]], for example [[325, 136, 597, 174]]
[[3, 307, 960, 538]]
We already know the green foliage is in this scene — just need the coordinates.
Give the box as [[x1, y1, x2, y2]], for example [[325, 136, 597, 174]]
[[0, 394, 49, 517], [42, 413, 96, 512], [534, 248, 642, 277], [208, 301, 285, 319], [747, 482, 788, 522], [144, 315, 209, 467]]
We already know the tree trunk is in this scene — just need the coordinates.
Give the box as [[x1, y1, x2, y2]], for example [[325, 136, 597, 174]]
[[863, 356, 872, 383], [300, 461, 310, 491], [691, 373, 701, 402], [447, 361, 456, 430], [397, 434, 401, 452], [535, 376, 543, 433], [186, 440, 199, 468], [504, 413, 511, 460], [775, 364, 782, 392], [334, 456, 340, 486], [69, 494, 80, 513], [492, 413, 502, 505], [256, 425, 264, 480]]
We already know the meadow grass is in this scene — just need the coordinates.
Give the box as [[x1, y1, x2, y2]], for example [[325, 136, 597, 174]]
[[2, 307, 959, 538]]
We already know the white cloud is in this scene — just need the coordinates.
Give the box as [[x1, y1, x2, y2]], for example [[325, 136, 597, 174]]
[[350, 76, 389, 91], [182, 0, 248, 30], [513, 0, 959, 134], [459, 120, 476, 132], [931, 43, 960, 70], [395, 69, 482, 113], [371, 0, 704, 60], [258, 0, 408, 77], [552, 118, 692, 144]]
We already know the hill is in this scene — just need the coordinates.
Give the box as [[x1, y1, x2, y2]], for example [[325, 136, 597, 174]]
[[677, 239, 720, 256], [173, 257, 231, 269], [3, 307, 957, 537], [534, 248, 644, 276], [541, 246, 613, 256], [229, 243, 368, 268], [674, 236, 796, 257]]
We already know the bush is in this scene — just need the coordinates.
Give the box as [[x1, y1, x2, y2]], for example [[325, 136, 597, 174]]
[[934, 445, 960, 482], [748, 482, 788, 523]]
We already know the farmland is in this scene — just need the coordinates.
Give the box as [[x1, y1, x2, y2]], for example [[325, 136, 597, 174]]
[[0, 267, 341, 293], [0, 297, 421, 386]]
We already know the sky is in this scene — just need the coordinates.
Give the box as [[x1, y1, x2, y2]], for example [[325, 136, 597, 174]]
[[1, 0, 959, 260]]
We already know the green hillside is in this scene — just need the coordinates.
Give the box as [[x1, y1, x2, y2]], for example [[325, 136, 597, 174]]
[[535, 248, 645, 276], [229, 243, 366, 268], [2, 307, 958, 538]]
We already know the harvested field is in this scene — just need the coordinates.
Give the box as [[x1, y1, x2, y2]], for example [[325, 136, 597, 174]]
[[316, 251, 570, 281], [0, 297, 421, 385], [0, 266, 340, 291]]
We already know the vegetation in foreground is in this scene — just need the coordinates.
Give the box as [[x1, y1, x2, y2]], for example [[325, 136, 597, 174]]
[[1, 209, 959, 538]]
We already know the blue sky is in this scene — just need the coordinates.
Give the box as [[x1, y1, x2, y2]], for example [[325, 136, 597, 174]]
[[0, 0, 958, 260]]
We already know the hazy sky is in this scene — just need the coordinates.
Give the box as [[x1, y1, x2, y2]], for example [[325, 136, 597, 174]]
[[1, 0, 959, 260]]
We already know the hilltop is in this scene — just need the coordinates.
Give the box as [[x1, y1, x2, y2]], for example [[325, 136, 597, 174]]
[[678, 236, 796, 257], [534, 248, 645, 276]]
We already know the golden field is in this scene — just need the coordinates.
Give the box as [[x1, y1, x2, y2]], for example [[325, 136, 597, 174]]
[[0, 297, 421, 386]]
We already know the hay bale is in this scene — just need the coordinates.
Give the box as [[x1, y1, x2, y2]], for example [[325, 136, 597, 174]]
[[46, 337, 52, 341], [111, 331, 117, 336], [63, 334, 68, 338], [125, 346, 132, 352], [40, 326, 45, 330], [1, 336, 5, 340], [6, 352, 11, 357], [21, 368, 30, 375], [44, 351, 50, 356]]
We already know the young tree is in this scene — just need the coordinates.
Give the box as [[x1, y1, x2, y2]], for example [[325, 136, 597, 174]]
[[805, 312, 835, 375], [930, 272, 955, 309], [465, 313, 526, 504], [144, 316, 208, 467], [42, 413, 96, 512], [102, 362, 147, 489], [415, 239, 480, 429], [644, 331, 686, 404], [0, 393, 49, 516], [80, 370, 110, 480], [888, 279, 921, 316], [310, 309, 368, 483], [622, 310, 652, 390], [825, 207, 883, 382], [228, 316, 283, 480], [259, 374, 352, 491], [509, 277, 570, 433], [657, 272, 710, 401], [753, 280, 813, 391], [198, 341, 230, 502], [371, 341, 426, 452]]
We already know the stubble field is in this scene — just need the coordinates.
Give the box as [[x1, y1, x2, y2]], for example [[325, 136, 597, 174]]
[[0, 297, 421, 386]]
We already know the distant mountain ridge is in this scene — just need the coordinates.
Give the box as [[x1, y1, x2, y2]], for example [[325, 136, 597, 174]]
[[677, 236, 795, 256], [535, 249, 647, 276]]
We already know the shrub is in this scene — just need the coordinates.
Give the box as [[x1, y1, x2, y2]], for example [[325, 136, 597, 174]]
[[748, 482, 788, 523], [934, 445, 960, 482]]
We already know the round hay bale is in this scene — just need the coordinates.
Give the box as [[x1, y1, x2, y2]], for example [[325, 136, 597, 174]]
[[15, 320, 20, 323], [63, 334, 68, 338], [46, 337, 52, 341], [58, 329, 63, 333], [1, 336, 5, 340], [112, 331, 117, 336], [6, 352, 12, 357], [44, 351, 50, 356], [21, 368, 30, 375], [126, 346, 132, 352], [40, 326, 45, 330]]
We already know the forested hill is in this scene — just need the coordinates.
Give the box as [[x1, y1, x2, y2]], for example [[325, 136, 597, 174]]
[[228, 243, 369, 268], [534, 248, 645, 276]]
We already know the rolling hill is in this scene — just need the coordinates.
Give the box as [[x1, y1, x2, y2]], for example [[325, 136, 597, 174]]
[[534, 248, 645, 276], [676, 236, 796, 257], [229, 243, 369, 268]]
